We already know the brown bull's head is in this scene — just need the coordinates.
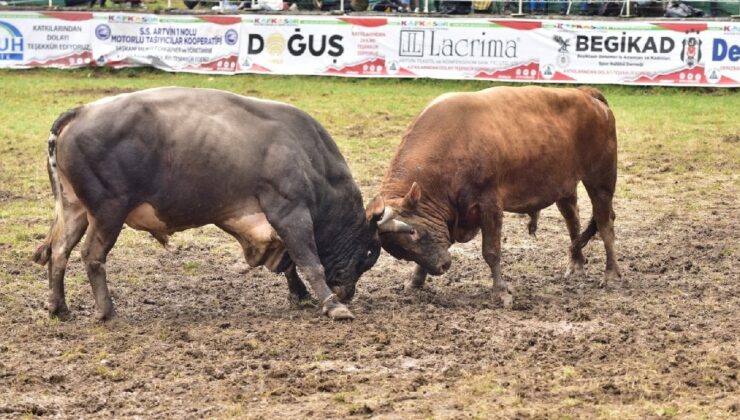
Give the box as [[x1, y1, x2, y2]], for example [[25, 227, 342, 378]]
[[377, 182, 452, 275]]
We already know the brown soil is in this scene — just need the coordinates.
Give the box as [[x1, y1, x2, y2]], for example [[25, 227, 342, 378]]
[[1, 184, 738, 418]]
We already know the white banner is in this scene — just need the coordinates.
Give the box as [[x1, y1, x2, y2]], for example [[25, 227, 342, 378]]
[[2, 11, 739, 86], [237, 16, 740, 86], [0, 11, 93, 68], [90, 14, 241, 73]]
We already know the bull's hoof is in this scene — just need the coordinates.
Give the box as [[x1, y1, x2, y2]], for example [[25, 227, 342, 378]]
[[403, 278, 425, 292], [323, 303, 355, 321], [500, 292, 513, 309], [599, 269, 621, 288], [289, 293, 318, 308], [493, 285, 514, 309], [564, 264, 586, 279], [94, 308, 117, 322], [49, 306, 72, 321]]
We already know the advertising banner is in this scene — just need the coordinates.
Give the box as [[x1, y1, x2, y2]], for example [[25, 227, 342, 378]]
[[237, 16, 740, 86], [237, 16, 403, 77], [90, 14, 241, 73], [537, 20, 740, 86], [2, 11, 739, 86], [0, 11, 94, 69]]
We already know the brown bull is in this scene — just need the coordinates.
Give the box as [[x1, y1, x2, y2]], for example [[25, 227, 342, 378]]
[[379, 86, 621, 307]]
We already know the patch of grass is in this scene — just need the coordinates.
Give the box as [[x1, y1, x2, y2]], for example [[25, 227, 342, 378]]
[[560, 365, 579, 382], [183, 261, 200, 275], [655, 405, 679, 417], [313, 349, 326, 362], [95, 364, 126, 382], [246, 338, 259, 350]]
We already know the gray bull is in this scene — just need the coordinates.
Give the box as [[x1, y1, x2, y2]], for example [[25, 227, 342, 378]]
[[33, 87, 400, 320]]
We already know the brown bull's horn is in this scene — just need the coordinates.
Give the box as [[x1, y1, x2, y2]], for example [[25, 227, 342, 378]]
[[377, 207, 397, 226], [377, 207, 415, 233], [380, 220, 415, 233]]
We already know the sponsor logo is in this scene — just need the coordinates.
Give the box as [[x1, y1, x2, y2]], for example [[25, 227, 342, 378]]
[[712, 38, 740, 62], [265, 33, 285, 56], [246, 29, 343, 57], [107, 14, 159, 25], [399, 20, 448, 28], [541, 63, 555, 80], [680, 30, 702, 68], [553, 35, 570, 53], [224, 29, 238, 46], [0, 20, 24, 61], [552, 34, 572, 69], [575, 33, 675, 54], [399, 30, 424, 57], [95, 24, 112, 41], [705, 66, 721, 83], [386, 60, 399, 74], [399, 30, 518, 58], [252, 17, 300, 26]]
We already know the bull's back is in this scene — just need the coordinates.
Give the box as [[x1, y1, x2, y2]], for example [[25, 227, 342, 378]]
[[54, 87, 341, 226]]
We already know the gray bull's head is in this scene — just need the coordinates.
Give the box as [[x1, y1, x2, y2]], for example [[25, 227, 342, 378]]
[[377, 183, 452, 275]]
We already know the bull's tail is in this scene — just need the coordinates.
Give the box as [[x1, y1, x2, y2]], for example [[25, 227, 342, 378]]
[[571, 217, 598, 254], [32, 108, 79, 266]]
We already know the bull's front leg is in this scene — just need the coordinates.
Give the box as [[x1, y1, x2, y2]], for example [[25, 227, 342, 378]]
[[481, 204, 513, 309], [285, 265, 317, 307], [261, 192, 354, 320], [296, 265, 354, 320], [404, 265, 428, 291]]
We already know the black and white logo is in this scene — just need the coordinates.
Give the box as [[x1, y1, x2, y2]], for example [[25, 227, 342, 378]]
[[400, 30, 424, 57]]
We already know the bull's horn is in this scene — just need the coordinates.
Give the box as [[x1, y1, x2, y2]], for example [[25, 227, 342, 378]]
[[377, 207, 415, 233], [377, 207, 397, 226], [379, 220, 415, 234]]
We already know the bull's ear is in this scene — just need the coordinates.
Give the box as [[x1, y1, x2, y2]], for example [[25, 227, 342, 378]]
[[403, 182, 421, 209], [365, 195, 385, 223]]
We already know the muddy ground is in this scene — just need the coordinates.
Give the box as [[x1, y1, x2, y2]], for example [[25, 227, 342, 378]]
[[0, 77, 738, 418], [1, 179, 737, 418]]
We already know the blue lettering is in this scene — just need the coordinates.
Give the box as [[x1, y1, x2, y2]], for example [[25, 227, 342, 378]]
[[713, 38, 740, 62], [11, 37, 23, 51]]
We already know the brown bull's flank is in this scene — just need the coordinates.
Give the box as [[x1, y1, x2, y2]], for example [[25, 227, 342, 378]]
[[380, 86, 620, 306]]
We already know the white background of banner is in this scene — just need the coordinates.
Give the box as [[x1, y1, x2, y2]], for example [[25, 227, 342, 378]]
[[0, 11, 93, 68], [1, 11, 739, 86]]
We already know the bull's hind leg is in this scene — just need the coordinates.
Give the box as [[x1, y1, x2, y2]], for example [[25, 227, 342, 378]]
[[80, 208, 125, 321], [285, 265, 316, 307], [45, 200, 89, 320], [584, 186, 621, 287], [556, 193, 587, 278], [480, 203, 512, 309]]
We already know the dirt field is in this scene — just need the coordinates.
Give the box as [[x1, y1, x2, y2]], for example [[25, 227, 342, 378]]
[[1, 77, 738, 418]]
